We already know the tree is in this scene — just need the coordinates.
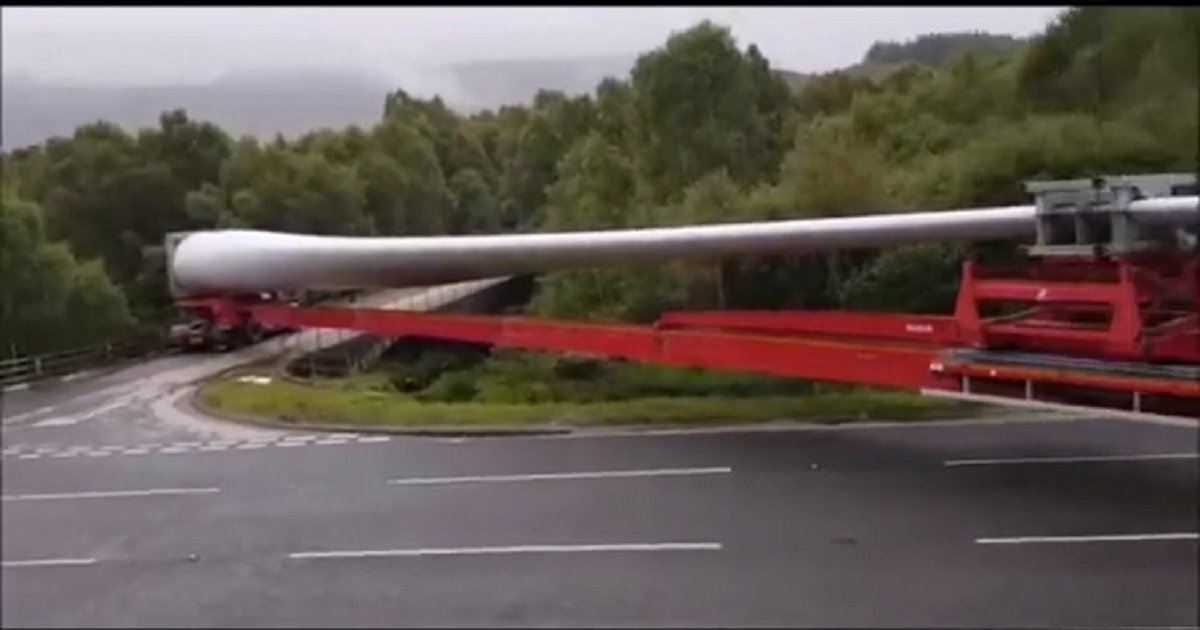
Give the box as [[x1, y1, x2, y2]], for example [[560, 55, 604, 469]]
[[0, 195, 132, 356], [629, 21, 792, 202], [447, 169, 499, 234]]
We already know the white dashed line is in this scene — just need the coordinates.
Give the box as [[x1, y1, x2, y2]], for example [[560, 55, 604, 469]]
[[976, 532, 1199, 545], [4, 432, 397, 461], [2, 487, 220, 502], [2, 558, 98, 569], [945, 453, 1200, 467], [387, 466, 733, 487], [289, 542, 723, 561]]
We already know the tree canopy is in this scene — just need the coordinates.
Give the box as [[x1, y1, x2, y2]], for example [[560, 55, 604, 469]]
[[1, 8, 1195, 356]]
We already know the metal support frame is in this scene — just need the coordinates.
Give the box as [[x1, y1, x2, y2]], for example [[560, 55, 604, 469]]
[[951, 174, 1199, 363]]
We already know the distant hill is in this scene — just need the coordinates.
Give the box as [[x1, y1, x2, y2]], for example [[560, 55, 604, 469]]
[[863, 31, 1024, 67], [0, 32, 1027, 150], [0, 72, 390, 150], [1, 56, 643, 150], [449, 55, 637, 110], [777, 31, 1026, 96]]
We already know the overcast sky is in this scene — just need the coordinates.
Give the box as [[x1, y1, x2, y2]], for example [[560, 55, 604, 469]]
[[3, 6, 1064, 86]]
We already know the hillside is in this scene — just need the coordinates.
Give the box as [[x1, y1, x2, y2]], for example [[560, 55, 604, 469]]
[[0, 72, 390, 151], [774, 31, 1025, 96], [1, 56, 640, 151], [1, 31, 1028, 149], [864, 31, 1025, 66]]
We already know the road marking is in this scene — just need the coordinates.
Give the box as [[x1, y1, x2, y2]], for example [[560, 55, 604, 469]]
[[60, 371, 97, 383], [49, 451, 78, 458], [85, 450, 113, 457], [387, 466, 733, 487], [2, 557, 98, 569], [2, 487, 220, 502], [32, 417, 78, 428], [235, 443, 267, 450], [121, 448, 150, 455], [945, 453, 1200, 467], [976, 533, 1199, 545], [17, 453, 40, 460], [290, 542, 722, 560], [315, 438, 350, 446], [355, 436, 390, 444], [198, 445, 228, 451], [279, 441, 306, 447], [159, 446, 191, 454]]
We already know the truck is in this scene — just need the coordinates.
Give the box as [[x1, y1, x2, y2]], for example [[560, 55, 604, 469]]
[[167, 293, 296, 352], [164, 232, 299, 352]]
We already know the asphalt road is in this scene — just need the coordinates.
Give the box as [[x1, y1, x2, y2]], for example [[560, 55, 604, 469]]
[[2, 359, 1198, 627]]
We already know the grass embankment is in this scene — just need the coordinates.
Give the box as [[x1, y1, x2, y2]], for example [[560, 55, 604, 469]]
[[198, 341, 976, 429]]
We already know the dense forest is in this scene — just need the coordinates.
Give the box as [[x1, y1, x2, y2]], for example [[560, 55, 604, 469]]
[[2, 7, 1197, 357]]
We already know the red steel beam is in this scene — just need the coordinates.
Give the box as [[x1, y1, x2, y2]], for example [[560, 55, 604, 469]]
[[243, 301, 1195, 404], [969, 279, 1128, 303], [659, 330, 944, 390], [657, 310, 963, 344], [249, 303, 943, 390]]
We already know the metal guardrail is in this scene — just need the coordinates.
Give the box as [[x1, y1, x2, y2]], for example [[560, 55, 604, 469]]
[[0, 338, 166, 388]]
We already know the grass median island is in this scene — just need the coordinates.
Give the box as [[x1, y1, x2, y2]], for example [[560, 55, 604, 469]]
[[197, 341, 977, 429]]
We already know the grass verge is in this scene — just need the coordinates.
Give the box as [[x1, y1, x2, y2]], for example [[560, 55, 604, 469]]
[[197, 374, 978, 430]]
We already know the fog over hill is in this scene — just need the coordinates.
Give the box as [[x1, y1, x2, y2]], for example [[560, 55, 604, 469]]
[[0, 30, 1025, 151], [1, 56, 639, 150]]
